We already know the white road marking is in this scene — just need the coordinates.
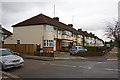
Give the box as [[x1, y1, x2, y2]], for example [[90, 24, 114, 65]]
[[49, 63, 56, 65], [105, 68, 114, 71], [88, 67, 92, 69], [97, 62, 103, 64], [42, 63, 46, 64], [79, 66, 87, 69], [105, 68, 119, 71], [70, 66, 77, 68], [63, 65, 69, 67], [47, 63, 119, 72]]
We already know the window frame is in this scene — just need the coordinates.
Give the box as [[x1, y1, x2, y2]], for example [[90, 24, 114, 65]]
[[44, 40, 53, 47]]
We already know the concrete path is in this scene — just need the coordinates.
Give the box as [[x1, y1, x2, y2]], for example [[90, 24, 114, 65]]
[[104, 47, 118, 60]]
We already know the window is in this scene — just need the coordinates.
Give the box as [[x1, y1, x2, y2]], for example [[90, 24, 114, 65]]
[[58, 30, 60, 34], [54, 28, 57, 33], [17, 40, 20, 44], [44, 40, 53, 47], [79, 46, 84, 49], [62, 42, 69, 47], [77, 35, 82, 38], [62, 30, 72, 36], [44, 25, 54, 32], [77, 43, 81, 46]]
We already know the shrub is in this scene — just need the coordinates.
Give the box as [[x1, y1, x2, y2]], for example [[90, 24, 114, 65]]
[[118, 48, 120, 58], [84, 46, 107, 52]]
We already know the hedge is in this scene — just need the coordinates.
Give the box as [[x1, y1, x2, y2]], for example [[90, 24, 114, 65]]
[[84, 46, 107, 52], [118, 48, 120, 58]]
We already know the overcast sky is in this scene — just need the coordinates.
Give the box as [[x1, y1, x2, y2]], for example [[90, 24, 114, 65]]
[[0, 0, 119, 41]]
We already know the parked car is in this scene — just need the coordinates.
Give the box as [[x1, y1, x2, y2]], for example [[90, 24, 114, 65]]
[[4, 48, 20, 56], [69, 46, 87, 55], [0, 49, 24, 70]]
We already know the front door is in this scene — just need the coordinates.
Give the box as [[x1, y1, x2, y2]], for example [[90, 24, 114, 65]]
[[54, 40, 56, 51]]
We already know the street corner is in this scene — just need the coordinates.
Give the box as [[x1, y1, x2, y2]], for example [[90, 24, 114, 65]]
[[2, 71, 22, 80]]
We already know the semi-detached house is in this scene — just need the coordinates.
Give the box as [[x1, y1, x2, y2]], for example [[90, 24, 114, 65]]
[[4, 14, 104, 52]]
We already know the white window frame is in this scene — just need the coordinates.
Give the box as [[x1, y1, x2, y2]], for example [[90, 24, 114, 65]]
[[44, 40, 53, 47]]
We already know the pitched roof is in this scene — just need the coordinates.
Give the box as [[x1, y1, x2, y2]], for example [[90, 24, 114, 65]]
[[12, 14, 78, 34], [0, 25, 13, 36], [78, 29, 86, 36]]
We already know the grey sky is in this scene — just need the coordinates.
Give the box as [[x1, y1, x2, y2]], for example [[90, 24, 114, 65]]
[[0, 0, 119, 41]]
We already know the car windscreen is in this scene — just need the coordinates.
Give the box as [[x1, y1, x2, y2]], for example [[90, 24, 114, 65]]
[[71, 46, 77, 49], [79, 47, 84, 49], [0, 50, 13, 56]]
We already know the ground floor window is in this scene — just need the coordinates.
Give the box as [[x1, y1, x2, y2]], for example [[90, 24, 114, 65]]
[[44, 40, 53, 47], [62, 42, 69, 47], [17, 40, 20, 44], [77, 43, 81, 46], [86, 43, 89, 46]]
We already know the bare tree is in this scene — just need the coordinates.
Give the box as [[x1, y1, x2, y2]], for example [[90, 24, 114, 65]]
[[105, 20, 120, 47]]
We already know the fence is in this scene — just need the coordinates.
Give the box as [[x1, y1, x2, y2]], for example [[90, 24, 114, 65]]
[[2, 44, 37, 55]]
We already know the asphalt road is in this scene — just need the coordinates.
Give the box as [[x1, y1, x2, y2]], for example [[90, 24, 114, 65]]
[[5, 59, 119, 78]]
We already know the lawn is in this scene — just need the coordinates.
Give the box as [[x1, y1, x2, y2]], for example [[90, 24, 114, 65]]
[[118, 48, 120, 58]]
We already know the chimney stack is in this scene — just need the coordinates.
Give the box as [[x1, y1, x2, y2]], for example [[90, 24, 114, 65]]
[[90, 33, 92, 35], [68, 24, 73, 28], [53, 17, 59, 21], [78, 29, 82, 31]]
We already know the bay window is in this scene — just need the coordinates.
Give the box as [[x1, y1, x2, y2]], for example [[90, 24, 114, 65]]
[[62, 42, 69, 47]]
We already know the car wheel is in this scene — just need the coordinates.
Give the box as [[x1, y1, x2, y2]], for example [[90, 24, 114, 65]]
[[0, 63, 3, 71], [70, 53, 72, 55]]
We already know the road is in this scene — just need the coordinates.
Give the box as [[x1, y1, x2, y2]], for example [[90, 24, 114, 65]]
[[5, 59, 118, 78]]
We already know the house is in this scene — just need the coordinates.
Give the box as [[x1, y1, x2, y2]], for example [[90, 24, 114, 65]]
[[4, 14, 79, 51], [0, 25, 12, 45], [4, 13, 104, 52]]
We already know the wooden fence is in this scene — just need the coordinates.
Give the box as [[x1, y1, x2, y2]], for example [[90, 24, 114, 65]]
[[2, 44, 37, 55]]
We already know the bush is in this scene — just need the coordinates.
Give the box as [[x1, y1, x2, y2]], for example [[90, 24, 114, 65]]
[[84, 46, 107, 52], [118, 48, 120, 58]]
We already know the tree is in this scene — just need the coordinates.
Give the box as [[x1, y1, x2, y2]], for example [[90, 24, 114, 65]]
[[105, 20, 120, 47]]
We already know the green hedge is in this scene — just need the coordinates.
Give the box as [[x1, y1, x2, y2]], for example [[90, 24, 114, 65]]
[[84, 46, 107, 52], [118, 48, 120, 58]]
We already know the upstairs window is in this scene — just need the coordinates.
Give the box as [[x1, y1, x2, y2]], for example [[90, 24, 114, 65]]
[[62, 30, 72, 36], [44, 25, 54, 32], [58, 30, 61, 35], [77, 35, 82, 38]]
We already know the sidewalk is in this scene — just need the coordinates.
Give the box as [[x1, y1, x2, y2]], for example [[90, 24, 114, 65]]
[[21, 47, 118, 61], [21, 52, 87, 61], [104, 47, 118, 60], [2, 71, 22, 80]]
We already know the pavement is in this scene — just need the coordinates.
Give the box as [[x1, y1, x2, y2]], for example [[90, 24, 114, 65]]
[[21, 52, 87, 61], [1, 71, 22, 80]]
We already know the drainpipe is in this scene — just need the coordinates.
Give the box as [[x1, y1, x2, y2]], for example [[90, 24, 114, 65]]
[[83, 35, 85, 46]]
